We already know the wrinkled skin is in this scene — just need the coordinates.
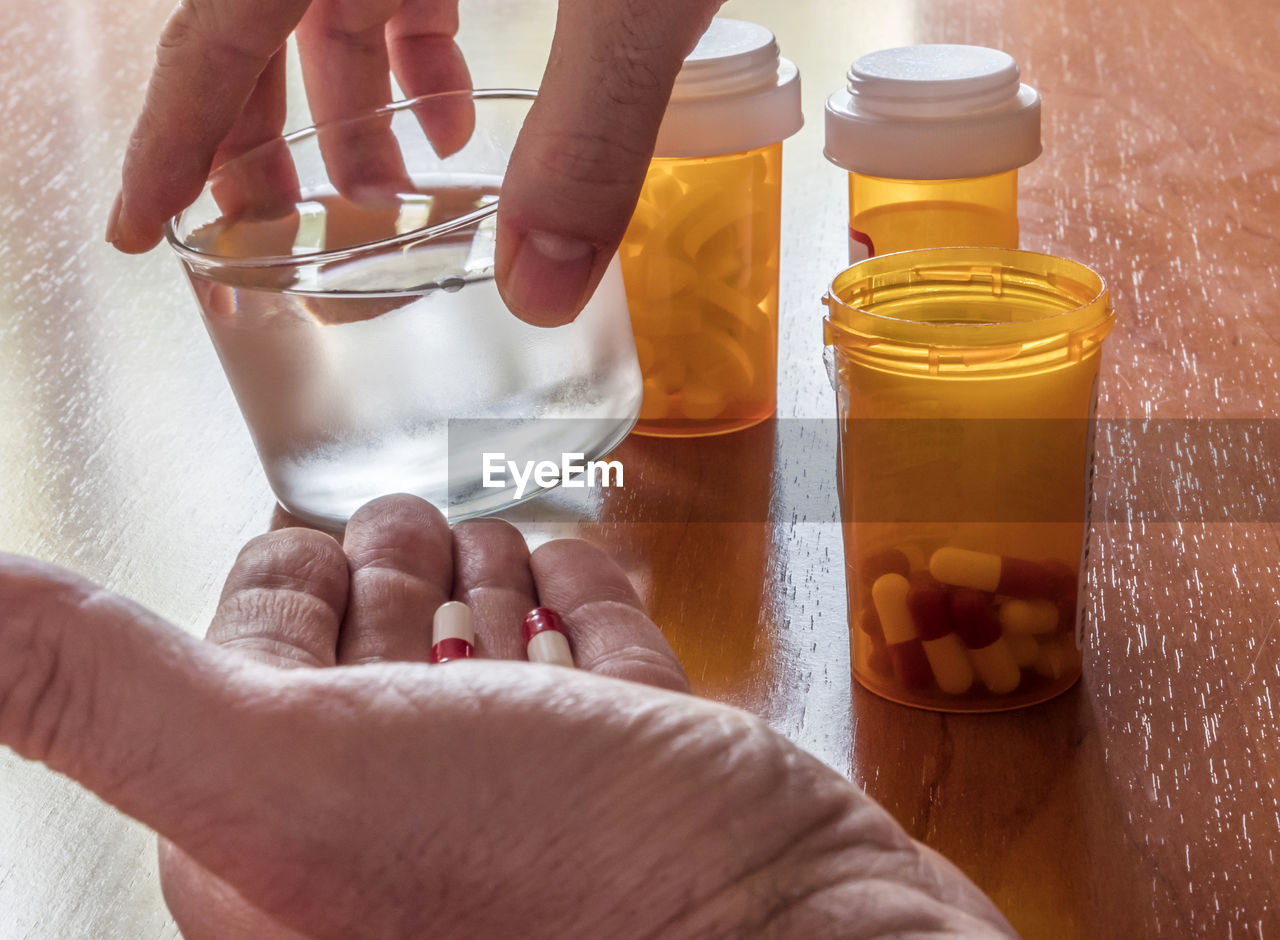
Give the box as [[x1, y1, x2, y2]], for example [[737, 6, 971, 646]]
[[0, 495, 1015, 938]]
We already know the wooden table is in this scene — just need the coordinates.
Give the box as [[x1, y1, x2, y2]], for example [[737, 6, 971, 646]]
[[2, 0, 1277, 935]]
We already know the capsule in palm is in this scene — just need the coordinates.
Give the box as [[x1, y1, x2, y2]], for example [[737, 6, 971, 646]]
[[522, 607, 575, 668], [431, 600, 475, 664]]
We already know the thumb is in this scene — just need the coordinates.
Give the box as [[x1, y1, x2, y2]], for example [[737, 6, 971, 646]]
[[0, 554, 264, 853], [495, 0, 722, 326]]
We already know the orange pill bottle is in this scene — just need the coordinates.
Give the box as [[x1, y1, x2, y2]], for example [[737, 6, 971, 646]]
[[619, 18, 802, 437], [824, 45, 1041, 260], [824, 248, 1115, 712]]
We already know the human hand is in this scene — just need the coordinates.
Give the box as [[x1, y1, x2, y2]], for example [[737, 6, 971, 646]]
[[106, 0, 724, 326], [0, 494, 1015, 938]]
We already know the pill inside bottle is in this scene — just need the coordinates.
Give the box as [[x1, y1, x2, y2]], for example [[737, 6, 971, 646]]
[[825, 248, 1115, 712], [620, 17, 802, 437]]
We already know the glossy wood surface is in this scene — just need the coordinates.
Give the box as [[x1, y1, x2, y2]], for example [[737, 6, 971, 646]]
[[2, 0, 1278, 936]]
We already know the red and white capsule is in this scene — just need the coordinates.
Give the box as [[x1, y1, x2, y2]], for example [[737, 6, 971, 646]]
[[950, 589, 1021, 694], [905, 571, 973, 695], [431, 601, 475, 664], [870, 574, 933, 689], [1042, 559, 1078, 598], [859, 547, 911, 585], [522, 607, 574, 668], [929, 547, 1055, 599]]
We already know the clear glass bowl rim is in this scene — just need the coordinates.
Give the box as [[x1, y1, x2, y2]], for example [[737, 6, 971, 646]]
[[163, 88, 536, 271]]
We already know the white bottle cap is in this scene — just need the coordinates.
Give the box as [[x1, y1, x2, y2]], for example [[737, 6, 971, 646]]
[[824, 45, 1041, 180], [653, 18, 803, 159]]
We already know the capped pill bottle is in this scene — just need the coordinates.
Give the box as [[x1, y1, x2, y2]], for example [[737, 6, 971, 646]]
[[823, 248, 1114, 712], [620, 18, 802, 437], [824, 45, 1041, 260]]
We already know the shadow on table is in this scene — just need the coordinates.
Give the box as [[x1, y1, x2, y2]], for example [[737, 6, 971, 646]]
[[850, 681, 1142, 939], [589, 420, 783, 703]]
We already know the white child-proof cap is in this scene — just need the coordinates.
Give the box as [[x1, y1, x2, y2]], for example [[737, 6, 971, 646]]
[[653, 18, 803, 159], [825, 44, 1041, 180]]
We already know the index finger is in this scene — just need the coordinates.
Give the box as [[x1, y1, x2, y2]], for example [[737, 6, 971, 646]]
[[111, 0, 312, 252], [494, 0, 721, 325]]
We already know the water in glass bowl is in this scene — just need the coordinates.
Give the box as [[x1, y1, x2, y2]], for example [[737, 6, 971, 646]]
[[184, 187, 642, 526]]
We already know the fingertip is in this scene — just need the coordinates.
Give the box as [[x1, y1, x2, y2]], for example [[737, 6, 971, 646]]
[[529, 538, 644, 607], [493, 0, 707, 326], [429, 112, 475, 160], [495, 223, 603, 327], [390, 44, 475, 158], [107, 195, 165, 254], [227, 527, 349, 606], [593, 646, 691, 694], [343, 493, 453, 584], [104, 191, 123, 244], [528, 539, 687, 691], [346, 492, 449, 535], [452, 515, 524, 542]]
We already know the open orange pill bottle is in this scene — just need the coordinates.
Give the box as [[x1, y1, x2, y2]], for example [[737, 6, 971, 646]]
[[824, 248, 1115, 711], [620, 18, 802, 437], [825, 45, 1041, 260]]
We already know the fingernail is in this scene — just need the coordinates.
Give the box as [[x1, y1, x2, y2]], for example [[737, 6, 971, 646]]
[[105, 191, 123, 246], [504, 230, 597, 325]]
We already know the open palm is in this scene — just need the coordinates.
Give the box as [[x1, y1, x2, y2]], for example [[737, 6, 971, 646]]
[[1, 495, 1014, 938]]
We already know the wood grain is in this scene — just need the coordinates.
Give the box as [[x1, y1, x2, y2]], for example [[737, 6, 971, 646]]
[[1, 0, 1277, 936]]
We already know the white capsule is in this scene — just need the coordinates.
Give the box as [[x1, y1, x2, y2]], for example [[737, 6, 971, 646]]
[[920, 633, 975, 695], [968, 638, 1022, 694], [871, 573, 916, 645], [432, 601, 475, 645], [522, 607, 575, 668], [527, 630, 574, 668]]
